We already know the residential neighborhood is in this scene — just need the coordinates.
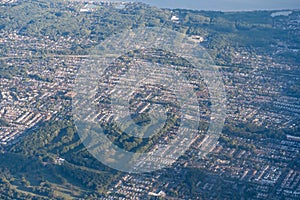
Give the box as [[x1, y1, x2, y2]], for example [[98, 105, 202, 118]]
[[0, 0, 299, 199]]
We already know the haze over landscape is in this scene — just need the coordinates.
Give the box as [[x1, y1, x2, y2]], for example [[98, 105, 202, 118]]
[[110, 0, 300, 11]]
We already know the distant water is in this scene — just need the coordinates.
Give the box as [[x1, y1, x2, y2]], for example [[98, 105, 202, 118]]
[[109, 0, 300, 11]]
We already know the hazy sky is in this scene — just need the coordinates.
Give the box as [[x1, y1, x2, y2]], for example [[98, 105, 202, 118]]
[[112, 0, 300, 11]]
